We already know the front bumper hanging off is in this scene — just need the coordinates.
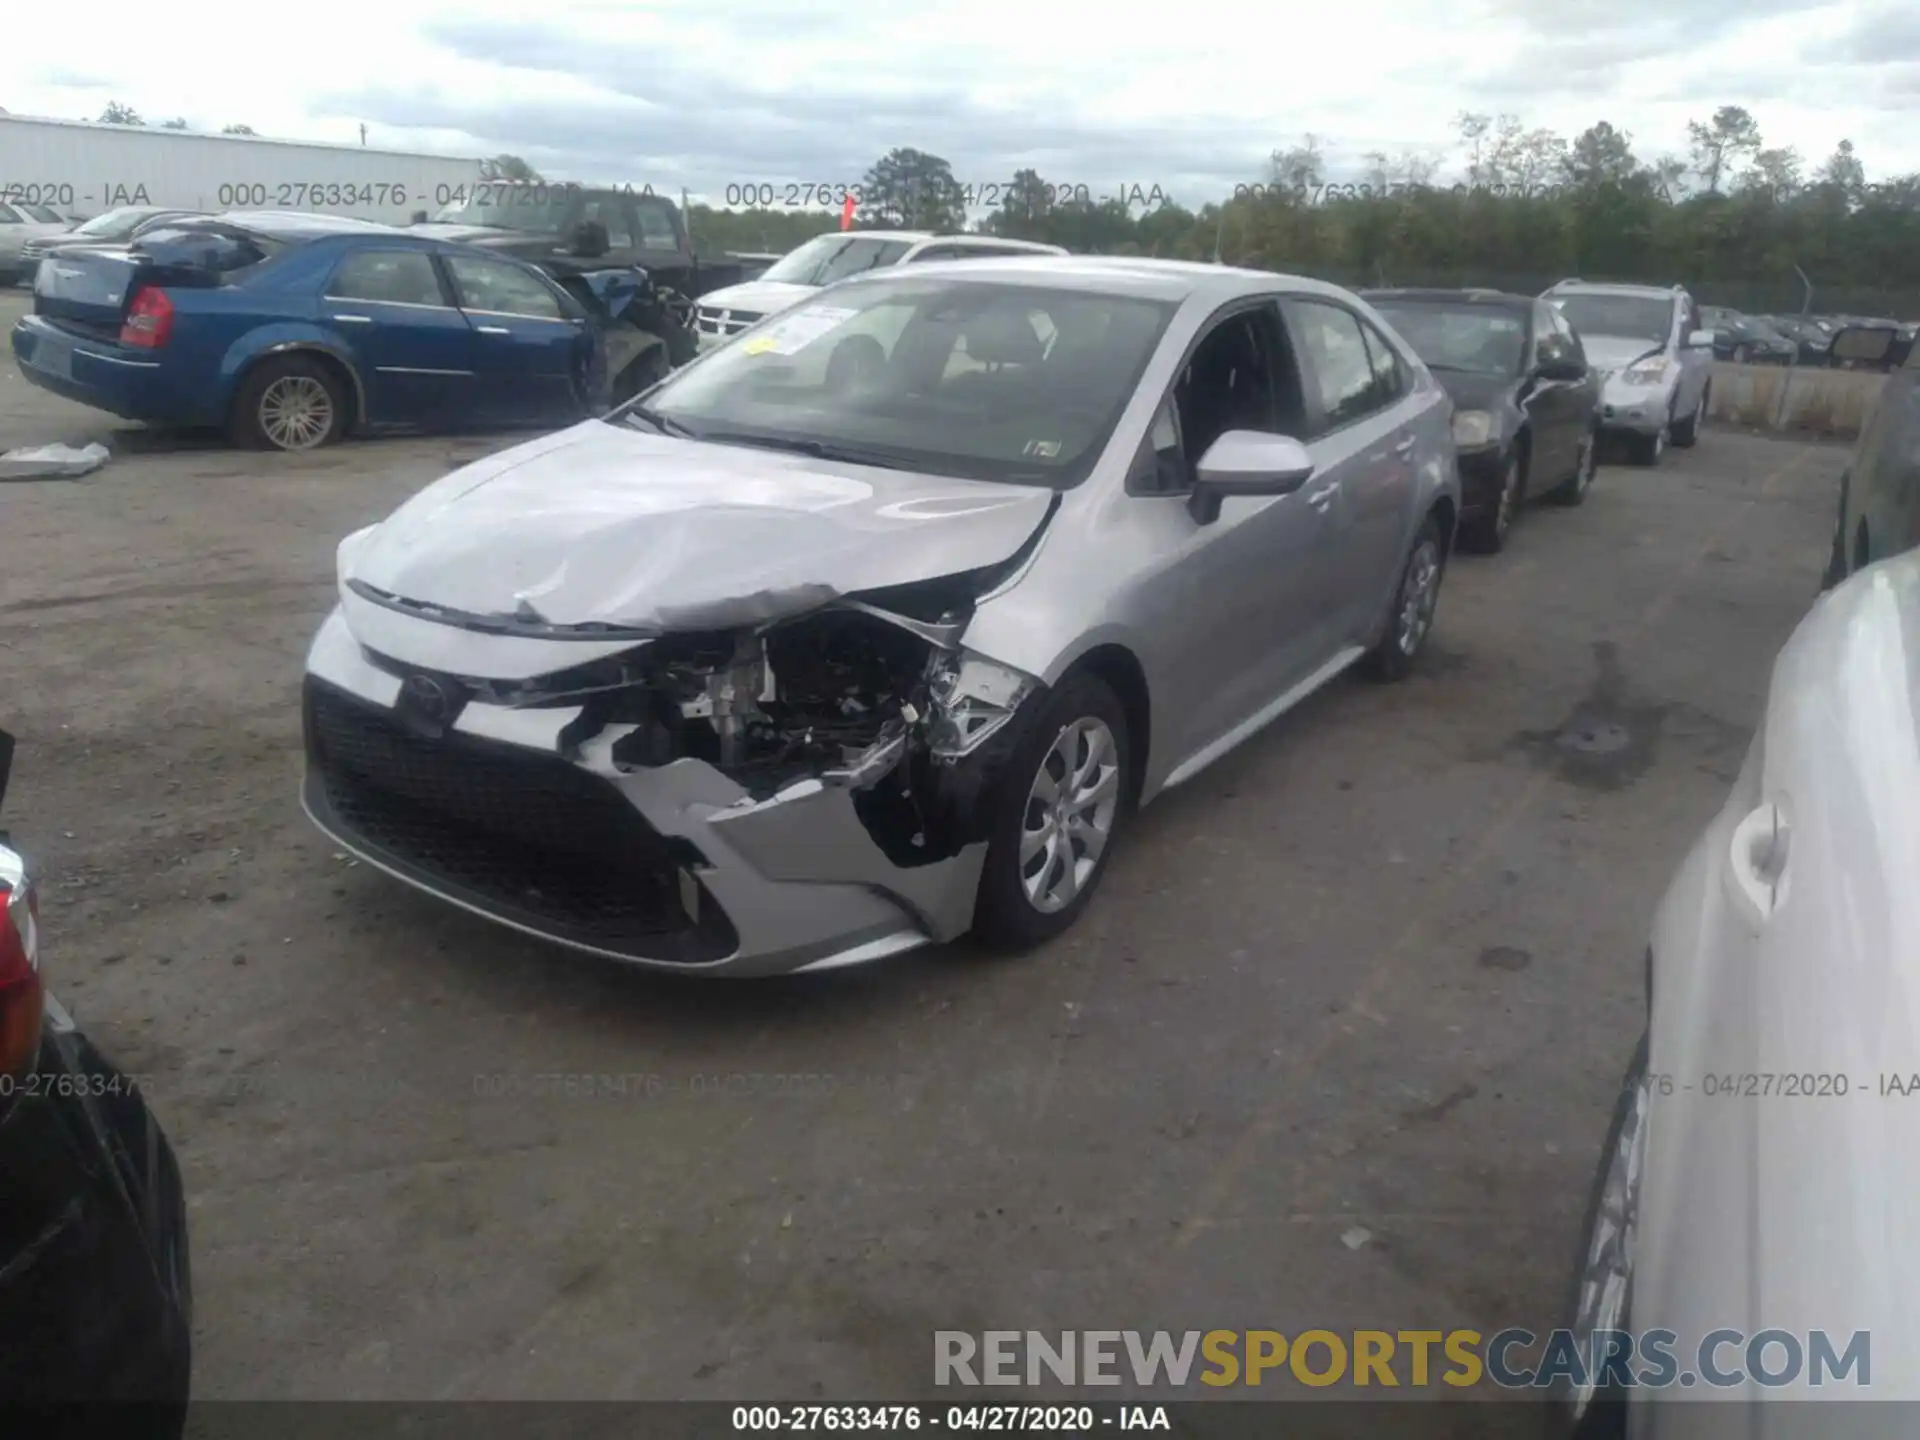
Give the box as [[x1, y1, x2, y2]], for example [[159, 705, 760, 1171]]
[[301, 605, 1033, 976]]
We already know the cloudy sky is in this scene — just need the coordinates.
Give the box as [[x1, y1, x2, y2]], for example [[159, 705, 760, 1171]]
[[4, 0, 1917, 207]]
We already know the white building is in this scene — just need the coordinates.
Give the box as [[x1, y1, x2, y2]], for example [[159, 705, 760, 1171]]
[[0, 113, 487, 225]]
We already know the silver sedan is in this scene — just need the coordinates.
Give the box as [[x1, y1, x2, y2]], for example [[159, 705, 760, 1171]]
[[301, 257, 1461, 975]]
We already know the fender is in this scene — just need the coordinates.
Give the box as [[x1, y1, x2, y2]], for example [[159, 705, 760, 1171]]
[[218, 324, 368, 425]]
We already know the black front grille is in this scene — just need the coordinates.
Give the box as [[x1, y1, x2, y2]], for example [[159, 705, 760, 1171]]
[[304, 678, 736, 962]]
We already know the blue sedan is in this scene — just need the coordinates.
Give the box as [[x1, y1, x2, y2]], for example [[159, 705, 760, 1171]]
[[10, 211, 613, 451]]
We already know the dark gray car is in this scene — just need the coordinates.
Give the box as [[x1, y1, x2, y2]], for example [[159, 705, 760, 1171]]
[[1822, 324, 1920, 587], [1366, 288, 1601, 553]]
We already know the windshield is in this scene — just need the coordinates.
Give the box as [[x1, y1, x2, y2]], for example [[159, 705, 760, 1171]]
[[75, 208, 154, 239], [1369, 302, 1526, 376], [430, 189, 576, 233], [759, 235, 914, 286], [1551, 293, 1674, 345], [620, 278, 1177, 488]]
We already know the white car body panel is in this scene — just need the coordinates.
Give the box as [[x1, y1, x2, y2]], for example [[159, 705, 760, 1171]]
[[1632, 553, 1920, 1424]]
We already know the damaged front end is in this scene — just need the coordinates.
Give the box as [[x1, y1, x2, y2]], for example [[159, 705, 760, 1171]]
[[487, 574, 1044, 873]]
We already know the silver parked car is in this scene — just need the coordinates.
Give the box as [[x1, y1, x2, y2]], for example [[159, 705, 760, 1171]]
[[18, 206, 204, 271], [1562, 552, 1920, 1433], [1543, 280, 1715, 467], [0, 201, 77, 286], [301, 258, 1461, 975]]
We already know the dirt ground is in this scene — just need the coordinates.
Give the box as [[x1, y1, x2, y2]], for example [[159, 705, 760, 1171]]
[[0, 288, 1842, 1415]]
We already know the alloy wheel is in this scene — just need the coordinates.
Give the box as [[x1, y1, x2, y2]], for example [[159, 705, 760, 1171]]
[[1019, 716, 1122, 914], [1576, 433, 1597, 494], [1397, 539, 1442, 656], [259, 375, 335, 450]]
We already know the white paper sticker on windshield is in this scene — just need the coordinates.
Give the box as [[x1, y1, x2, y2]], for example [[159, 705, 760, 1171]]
[[1022, 439, 1062, 458], [741, 306, 861, 356]]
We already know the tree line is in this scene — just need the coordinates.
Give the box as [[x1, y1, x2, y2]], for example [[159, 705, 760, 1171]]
[[683, 111, 1920, 318]]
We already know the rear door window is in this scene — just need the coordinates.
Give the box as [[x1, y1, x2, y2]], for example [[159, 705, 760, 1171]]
[[1289, 300, 1386, 434], [1359, 319, 1405, 402], [325, 250, 448, 307]]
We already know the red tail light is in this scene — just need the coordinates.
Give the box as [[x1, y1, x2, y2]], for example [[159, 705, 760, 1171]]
[[0, 868, 42, 1081], [121, 285, 175, 348]]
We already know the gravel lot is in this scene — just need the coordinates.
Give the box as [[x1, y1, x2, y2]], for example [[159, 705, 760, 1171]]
[[0, 288, 1842, 1413]]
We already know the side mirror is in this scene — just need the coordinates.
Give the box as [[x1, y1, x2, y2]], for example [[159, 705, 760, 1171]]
[[571, 220, 611, 258], [410, 210, 428, 225], [1685, 329, 1715, 349], [1188, 431, 1315, 525]]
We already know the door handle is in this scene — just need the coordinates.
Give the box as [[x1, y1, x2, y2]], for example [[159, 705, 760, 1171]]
[[1392, 436, 1416, 455], [475, 325, 512, 335], [1304, 483, 1338, 510], [330, 314, 373, 324]]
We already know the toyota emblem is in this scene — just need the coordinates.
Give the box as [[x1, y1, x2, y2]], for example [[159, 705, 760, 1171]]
[[402, 674, 448, 719]]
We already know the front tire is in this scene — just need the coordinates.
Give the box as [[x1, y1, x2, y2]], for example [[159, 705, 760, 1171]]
[[1361, 513, 1446, 682], [229, 355, 348, 451], [612, 345, 670, 408], [972, 671, 1131, 951], [1461, 451, 1523, 554], [1670, 388, 1704, 448], [1628, 423, 1666, 468]]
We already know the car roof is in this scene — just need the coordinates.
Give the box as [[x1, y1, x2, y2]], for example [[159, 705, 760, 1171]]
[[1362, 287, 1534, 309], [205, 209, 408, 239], [830, 253, 1349, 305], [902, 234, 1067, 253], [1548, 280, 1682, 301]]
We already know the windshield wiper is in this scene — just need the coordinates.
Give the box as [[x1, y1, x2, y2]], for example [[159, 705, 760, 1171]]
[[623, 405, 699, 438], [697, 430, 913, 471]]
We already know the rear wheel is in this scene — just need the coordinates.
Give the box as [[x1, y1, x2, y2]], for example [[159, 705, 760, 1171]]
[[1553, 429, 1598, 506], [1361, 513, 1446, 682], [972, 671, 1131, 951], [229, 355, 348, 451]]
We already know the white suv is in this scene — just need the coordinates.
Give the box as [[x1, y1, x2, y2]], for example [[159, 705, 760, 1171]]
[[693, 231, 1067, 351], [1542, 280, 1716, 466]]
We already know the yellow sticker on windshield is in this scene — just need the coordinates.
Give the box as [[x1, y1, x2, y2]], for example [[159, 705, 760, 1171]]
[[742, 336, 778, 355]]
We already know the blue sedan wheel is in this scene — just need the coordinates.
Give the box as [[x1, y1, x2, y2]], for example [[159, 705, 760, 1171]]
[[230, 356, 348, 452]]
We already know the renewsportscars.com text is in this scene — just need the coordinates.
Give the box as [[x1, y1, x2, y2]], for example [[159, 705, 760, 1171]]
[[934, 1329, 1872, 1391]]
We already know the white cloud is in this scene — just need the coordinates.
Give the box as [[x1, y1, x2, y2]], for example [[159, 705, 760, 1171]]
[[2, 0, 1916, 200]]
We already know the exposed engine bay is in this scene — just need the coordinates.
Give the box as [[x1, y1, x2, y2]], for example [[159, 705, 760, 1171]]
[[472, 589, 1044, 867]]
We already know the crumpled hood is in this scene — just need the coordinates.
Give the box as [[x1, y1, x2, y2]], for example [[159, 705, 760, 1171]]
[[342, 420, 1055, 633], [1580, 335, 1665, 373], [695, 278, 817, 318]]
